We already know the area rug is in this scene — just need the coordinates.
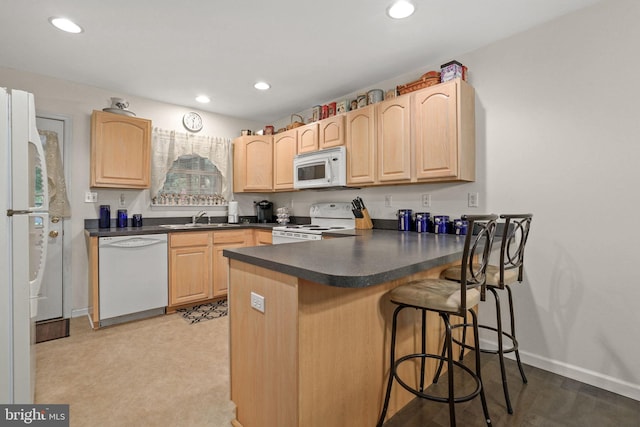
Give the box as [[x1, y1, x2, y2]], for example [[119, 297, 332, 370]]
[[177, 299, 228, 324]]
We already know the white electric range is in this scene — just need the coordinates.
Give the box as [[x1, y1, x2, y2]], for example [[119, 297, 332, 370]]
[[271, 202, 355, 244]]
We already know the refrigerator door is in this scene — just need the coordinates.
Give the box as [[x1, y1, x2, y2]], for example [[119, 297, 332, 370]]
[[0, 88, 49, 403], [11, 90, 49, 304]]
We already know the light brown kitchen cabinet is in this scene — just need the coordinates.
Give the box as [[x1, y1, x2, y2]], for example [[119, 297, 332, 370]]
[[296, 123, 319, 154], [169, 232, 212, 307], [319, 115, 345, 149], [253, 229, 273, 246], [273, 129, 297, 191], [346, 105, 377, 185], [233, 135, 273, 192], [377, 95, 412, 183], [90, 110, 151, 188], [212, 230, 252, 297], [412, 79, 475, 182]]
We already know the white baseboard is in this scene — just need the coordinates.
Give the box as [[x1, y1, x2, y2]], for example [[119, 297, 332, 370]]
[[479, 338, 640, 401], [71, 307, 88, 318]]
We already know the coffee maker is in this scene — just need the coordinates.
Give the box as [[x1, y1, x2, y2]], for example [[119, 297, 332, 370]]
[[255, 200, 273, 223]]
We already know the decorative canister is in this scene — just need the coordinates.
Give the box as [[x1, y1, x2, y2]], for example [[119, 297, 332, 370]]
[[328, 102, 337, 117], [398, 209, 413, 231], [117, 209, 128, 228], [240, 129, 252, 136], [357, 94, 367, 109], [321, 105, 329, 120], [453, 219, 468, 235], [99, 205, 111, 229], [432, 215, 450, 234], [350, 99, 358, 111], [415, 212, 430, 233], [367, 89, 384, 105], [312, 105, 322, 122], [336, 100, 348, 114], [440, 60, 468, 82], [132, 214, 143, 227], [263, 125, 274, 135]]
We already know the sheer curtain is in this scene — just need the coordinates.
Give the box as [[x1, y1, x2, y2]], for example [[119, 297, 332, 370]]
[[39, 130, 71, 217], [151, 128, 232, 202]]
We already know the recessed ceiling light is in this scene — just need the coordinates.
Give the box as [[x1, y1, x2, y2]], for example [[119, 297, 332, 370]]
[[387, 1, 415, 19], [254, 81, 271, 91], [195, 95, 210, 103], [49, 17, 83, 34]]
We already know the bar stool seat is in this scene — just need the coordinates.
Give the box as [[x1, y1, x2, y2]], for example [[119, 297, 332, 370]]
[[390, 279, 481, 313], [377, 214, 498, 427], [444, 264, 520, 288]]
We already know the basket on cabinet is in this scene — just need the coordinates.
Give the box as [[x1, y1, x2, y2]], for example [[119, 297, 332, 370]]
[[396, 71, 441, 95]]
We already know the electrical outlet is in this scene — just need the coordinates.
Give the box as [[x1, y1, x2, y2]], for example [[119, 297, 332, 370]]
[[119, 193, 126, 207], [384, 195, 393, 207], [84, 191, 98, 203], [421, 194, 431, 207], [250, 292, 265, 313], [468, 192, 479, 208]]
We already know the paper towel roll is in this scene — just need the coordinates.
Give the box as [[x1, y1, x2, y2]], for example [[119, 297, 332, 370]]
[[228, 201, 239, 223]]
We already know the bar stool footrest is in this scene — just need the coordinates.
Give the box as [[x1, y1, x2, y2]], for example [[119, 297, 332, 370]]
[[393, 352, 483, 404], [450, 323, 520, 355]]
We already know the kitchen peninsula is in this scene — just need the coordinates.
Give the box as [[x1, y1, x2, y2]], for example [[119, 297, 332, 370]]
[[223, 229, 473, 427]]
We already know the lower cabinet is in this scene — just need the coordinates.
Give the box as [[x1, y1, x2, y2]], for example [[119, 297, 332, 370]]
[[169, 232, 212, 307], [212, 230, 251, 297], [253, 229, 273, 246], [168, 229, 253, 309]]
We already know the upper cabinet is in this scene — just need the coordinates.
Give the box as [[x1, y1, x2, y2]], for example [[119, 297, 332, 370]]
[[412, 79, 475, 182], [90, 110, 151, 188], [297, 123, 319, 154], [377, 95, 411, 183], [233, 135, 273, 192], [346, 105, 377, 186], [319, 115, 345, 149], [273, 129, 297, 191]]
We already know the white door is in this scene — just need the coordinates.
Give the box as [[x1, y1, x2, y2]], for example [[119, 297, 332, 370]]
[[35, 116, 68, 321]]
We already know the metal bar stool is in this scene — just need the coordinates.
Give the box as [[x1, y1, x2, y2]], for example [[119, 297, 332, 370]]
[[377, 214, 498, 427], [437, 214, 533, 414]]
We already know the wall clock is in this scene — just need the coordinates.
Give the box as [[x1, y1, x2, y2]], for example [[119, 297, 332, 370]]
[[183, 112, 203, 132]]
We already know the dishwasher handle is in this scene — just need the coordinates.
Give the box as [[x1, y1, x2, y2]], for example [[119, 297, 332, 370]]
[[100, 237, 166, 249]]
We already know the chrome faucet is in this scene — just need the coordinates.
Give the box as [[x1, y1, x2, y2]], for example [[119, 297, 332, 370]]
[[192, 210, 207, 224]]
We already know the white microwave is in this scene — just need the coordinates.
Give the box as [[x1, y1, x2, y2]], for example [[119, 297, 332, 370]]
[[293, 146, 347, 189]]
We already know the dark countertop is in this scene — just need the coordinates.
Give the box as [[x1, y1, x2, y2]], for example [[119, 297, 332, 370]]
[[84, 222, 278, 237], [223, 229, 467, 288]]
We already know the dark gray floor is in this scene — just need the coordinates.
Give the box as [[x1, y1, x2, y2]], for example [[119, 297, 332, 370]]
[[383, 354, 640, 427]]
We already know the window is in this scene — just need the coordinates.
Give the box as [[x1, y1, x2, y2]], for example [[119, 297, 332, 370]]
[[153, 154, 226, 206], [150, 128, 231, 206]]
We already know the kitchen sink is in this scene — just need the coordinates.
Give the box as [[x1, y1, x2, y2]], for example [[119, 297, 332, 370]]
[[159, 223, 241, 229]]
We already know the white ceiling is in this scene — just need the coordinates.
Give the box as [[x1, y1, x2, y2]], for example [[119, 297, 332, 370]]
[[1, 0, 601, 123]]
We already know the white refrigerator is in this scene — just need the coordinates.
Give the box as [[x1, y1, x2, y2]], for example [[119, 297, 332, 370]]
[[0, 88, 49, 404]]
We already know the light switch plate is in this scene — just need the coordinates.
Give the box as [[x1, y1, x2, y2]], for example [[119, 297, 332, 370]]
[[468, 192, 479, 208], [84, 191, 98, 203]]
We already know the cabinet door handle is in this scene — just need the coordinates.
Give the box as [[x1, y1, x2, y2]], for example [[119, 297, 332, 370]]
[[49, 230, 59, 238]]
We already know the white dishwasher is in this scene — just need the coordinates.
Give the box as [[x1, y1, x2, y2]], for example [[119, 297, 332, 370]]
[[98, 234, 168, 327]]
